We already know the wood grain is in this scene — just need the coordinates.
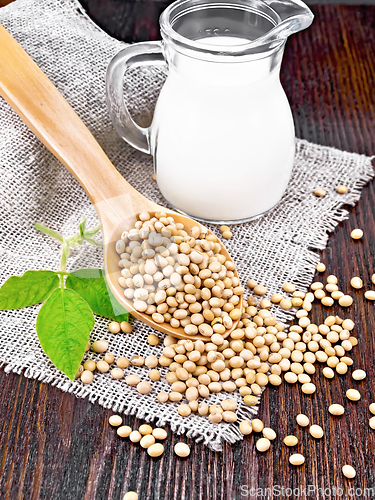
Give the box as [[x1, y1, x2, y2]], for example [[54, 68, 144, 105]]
[[0, 4, 375, 500]]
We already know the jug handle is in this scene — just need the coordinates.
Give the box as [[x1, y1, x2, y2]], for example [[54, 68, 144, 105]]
[[106, 41, 164, 154]]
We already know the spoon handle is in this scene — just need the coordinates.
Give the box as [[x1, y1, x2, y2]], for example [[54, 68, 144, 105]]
[[0, 24, 137, 206]]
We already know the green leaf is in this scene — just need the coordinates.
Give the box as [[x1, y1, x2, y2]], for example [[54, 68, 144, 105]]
[[83, 224, 101, 238], [35, 223, 64, 243], [69, 269, 103, 279], [83, 236, 102, 247], [66, 268, 130, 322], [0, 270, 59, 310], [79, 217, 86, 237], [36, 288, 94, 380]]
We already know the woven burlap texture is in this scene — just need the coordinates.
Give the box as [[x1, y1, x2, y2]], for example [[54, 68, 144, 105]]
[[0, 0, 374, 451]]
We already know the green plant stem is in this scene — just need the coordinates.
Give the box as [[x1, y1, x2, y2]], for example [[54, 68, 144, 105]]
[[35, 223, 64, 242], [59, 242, 70, 274], [57, 271, 71, 287], [35, 220, 102, 287]]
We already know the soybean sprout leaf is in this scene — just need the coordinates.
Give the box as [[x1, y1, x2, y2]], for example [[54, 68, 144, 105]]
[[66, 268, 130, 322], [70, 269, 102, 279], [66, 234, 83, 248], [83, 236, 102, 247], [36, 288, 94, 380], [83, 224, 101, 238], [0, 271, 60, 310], [79, 217, 86, 237], [35, 223, 64, 243]]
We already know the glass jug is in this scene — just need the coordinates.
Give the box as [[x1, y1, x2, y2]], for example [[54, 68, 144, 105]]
[[106, 0, 313, 223]]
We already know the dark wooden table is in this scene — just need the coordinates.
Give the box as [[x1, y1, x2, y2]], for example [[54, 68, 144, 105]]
[[1, 3, 375, 500]]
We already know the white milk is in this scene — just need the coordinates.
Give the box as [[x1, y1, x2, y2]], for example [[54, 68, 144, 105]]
[[150, 36, 295, 222]]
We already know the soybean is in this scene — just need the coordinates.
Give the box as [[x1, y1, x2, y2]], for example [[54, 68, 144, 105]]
[[83, 360, 96, 372], [239, 420, 252, 435], [252, 419, 264, 433], [97, 360, 110, 373], [346, 389, 361, 401], [284, 435, 298, 447], [111, 368, 124, 380], [244, 395, 258, 406], [352, 369, 366, 381], [92, 340, 109, 353], [342, 465, 356, 479], [174, 442, 191, 457], [116, 357, 129, 369], [139, 424, 153, 435], [140, 435, 155, 448], [262, 428, 277, 440], [314, 189, 326, 197], [108, 321, 121, 334], [126, 374, 141, 386], [149, 369, 161, 381], [289, 454, 305, 466], [337, 185, 348, 194], [123, 493, 138, 500], [153, 428, 168, 440], [350, 229, 363, 240], [309, 424, 324, 439], [339, 295, 353, 307], [148, 334, 160, 345], [296, 414, 309, 427], [256, 438, 271, 452], [117, 426, 132, 437], [147, 443, 164, 457], [350, 277, 363, 289], [120, 321, 133, 333], [316, 263, 326, 273], [109, 415, 123, 427], [129, 430, 142, 443], [301, 383, 316, 395], [329, 404, 345, 416], [81, 370, 94, 384]]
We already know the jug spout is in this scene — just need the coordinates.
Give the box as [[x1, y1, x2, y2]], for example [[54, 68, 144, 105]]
[[158, 0, 313, 59], [256, 0, 314, 48]]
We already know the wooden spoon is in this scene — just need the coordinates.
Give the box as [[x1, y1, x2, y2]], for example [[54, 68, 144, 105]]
[[0, 24, 242, 341]]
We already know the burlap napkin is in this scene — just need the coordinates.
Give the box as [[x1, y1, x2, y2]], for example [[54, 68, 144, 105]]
[[0, 0, 373, 450]]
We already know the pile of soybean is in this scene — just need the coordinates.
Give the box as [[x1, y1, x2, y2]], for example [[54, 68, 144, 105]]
[[79, 207, 375, 481], [115, 211, 244, 337]]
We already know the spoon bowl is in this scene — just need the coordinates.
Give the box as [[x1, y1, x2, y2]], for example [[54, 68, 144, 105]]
[[0, 24, 242, 341], [104, 206, 242, 340]]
